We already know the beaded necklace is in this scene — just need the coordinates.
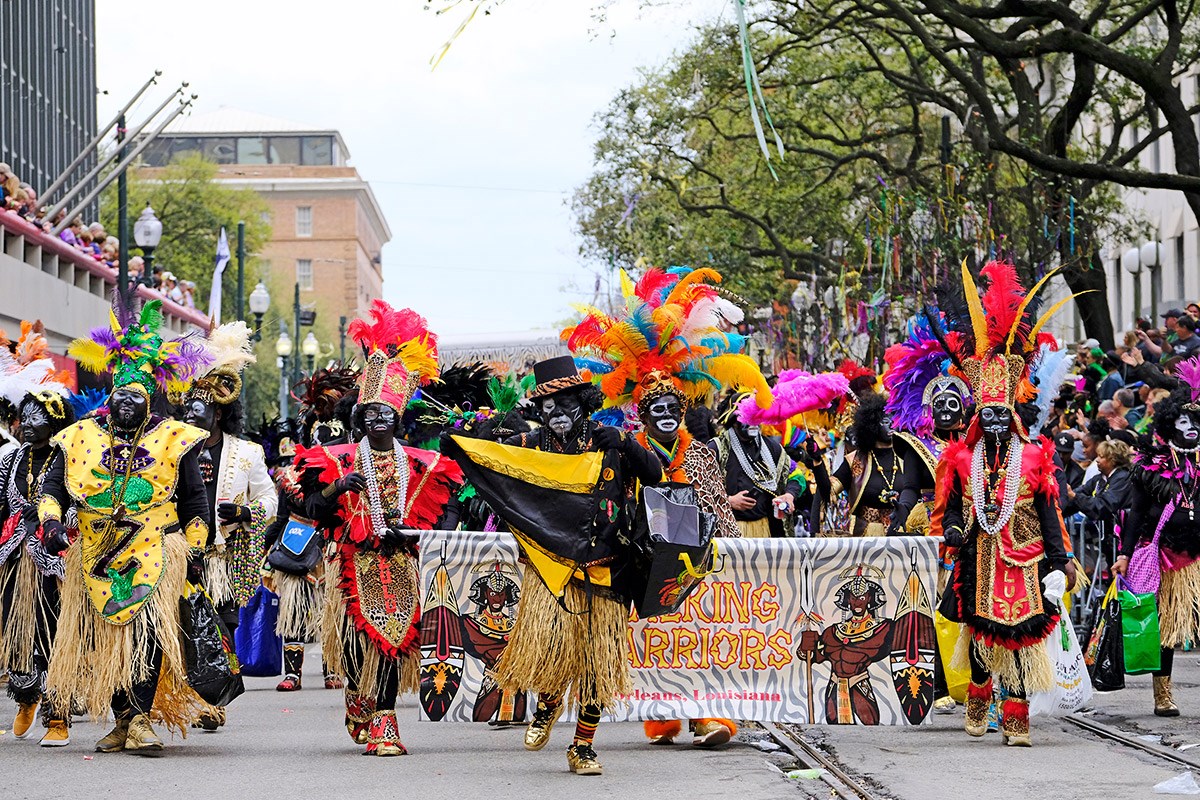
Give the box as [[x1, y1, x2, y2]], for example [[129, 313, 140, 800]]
[[970, 437, 1023, 536], [729, 431, 778, 493], [356, 438, 408, 539], [873, 448, 899, 504]]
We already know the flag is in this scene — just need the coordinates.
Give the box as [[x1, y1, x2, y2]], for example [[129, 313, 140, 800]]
[[208, 227, 231, 323]]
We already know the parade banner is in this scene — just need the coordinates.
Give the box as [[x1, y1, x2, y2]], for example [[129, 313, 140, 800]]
[[416, 531, 940, 726]]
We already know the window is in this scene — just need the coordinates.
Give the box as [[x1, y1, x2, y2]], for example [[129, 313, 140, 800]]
[[236, 137, 268, 165], [297, 259, 313, 291], [1150, 109, 1162, 173], [300, 136, 333, 166], [295, 206, 312, 237], [268, 136, 300, 165]]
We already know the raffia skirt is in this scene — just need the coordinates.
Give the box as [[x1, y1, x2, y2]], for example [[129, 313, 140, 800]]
[[268, 570, 323, 642], [492, 573, 631, 710], [0, 550, 53, 673], [1158, 559, 1200, 649], [45, 535, 201, 735]]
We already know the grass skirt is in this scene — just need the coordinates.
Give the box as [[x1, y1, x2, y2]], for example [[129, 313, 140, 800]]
[[320, 573, 418, 700], [493, 574, 631, 710], [46, 535, 201, 735], [272, 571, 322, 642], [1159, 560, 1200, 648], [951, 625, 1054, 695], [0, 552, 46, 672]]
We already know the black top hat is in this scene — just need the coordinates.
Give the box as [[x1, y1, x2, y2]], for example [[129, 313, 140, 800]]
[[529, 355, 588, 400]]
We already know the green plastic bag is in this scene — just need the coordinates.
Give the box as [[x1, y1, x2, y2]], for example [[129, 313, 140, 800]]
[[1118, 586, 1161, 675]]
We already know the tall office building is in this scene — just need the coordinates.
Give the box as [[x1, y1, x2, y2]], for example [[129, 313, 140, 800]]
[[0, 0, 97, 202]]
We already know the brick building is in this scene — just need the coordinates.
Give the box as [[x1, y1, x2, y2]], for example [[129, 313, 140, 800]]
[[139, 108, 390, 350]]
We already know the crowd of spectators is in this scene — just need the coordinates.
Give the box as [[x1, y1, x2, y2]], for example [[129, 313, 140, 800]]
[[1, 161, 196, 309]]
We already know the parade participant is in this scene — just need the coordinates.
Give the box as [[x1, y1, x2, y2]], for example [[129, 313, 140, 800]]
[[932, 261, 1074, 748], [265, 365, 357, 692], [0, 322, 74, 746], [181, 321, 277, 729], [40, 299, 211, 753], [564, 267, 759, 750], [808, 393, 905, 537], [1115, 356, 1200, 716], [477, 353, 662, 775], [302, 301, 462, 757], [715, 395, 801, 538]]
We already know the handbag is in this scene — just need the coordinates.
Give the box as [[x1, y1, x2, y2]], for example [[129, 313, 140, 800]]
[[629, 483, 719, 619], [266, 518, 322, 576], [1124, 500, 1175, 595], [1030, 617, 1094, 716], [180, 585, 245, 706], [234, 585, 284, 677], [1117, 580, 1162, 675], [1084, 579, 1125, 691]]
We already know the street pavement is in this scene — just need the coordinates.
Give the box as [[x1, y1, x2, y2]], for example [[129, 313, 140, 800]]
[[5, 647, 1200, 799]]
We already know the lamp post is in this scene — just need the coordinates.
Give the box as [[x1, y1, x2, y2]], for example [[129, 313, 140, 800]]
[[276, 326, 293, 419], [1140, 240, 1163, 324], [1122, 246, 1143, 327], [302, 332, 319, 374], [248, 282, 271, 341], [339, 315, 347, 363], [133, 203, 162, 289], [236, 220, 246, 322]]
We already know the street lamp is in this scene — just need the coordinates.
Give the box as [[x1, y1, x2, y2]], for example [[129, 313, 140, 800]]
[[1122, 246, 1143, 326], [1140, 240, 1163, 323], [276, 327, 292, 419], [248, 282, 271, 341], [302, 332, 320, 374], [133, 203, 162, 287]]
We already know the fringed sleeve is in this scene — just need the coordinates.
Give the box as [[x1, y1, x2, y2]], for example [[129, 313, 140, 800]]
[[402, 448, 464, 530]]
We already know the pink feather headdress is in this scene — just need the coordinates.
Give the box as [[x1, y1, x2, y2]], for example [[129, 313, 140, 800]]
[[736, 369, 849, 426]]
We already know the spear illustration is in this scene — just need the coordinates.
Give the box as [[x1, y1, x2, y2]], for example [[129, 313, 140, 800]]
[[795, 554, 823, 723]]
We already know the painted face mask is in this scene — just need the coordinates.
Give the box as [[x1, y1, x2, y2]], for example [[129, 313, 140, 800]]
[[1173, 411, 1200, 448], [979, 406, 1013, 442], [182, 397, 217, 433], [361, 403, 399, 443], [19, 401, 52, 446], [109, 387, 149, 432], [540, 393, 583, 439], [931, 390, 966, 431], [646, 395, 682, 441]]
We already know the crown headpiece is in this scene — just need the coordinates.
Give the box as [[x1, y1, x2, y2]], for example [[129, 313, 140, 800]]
[[185, 320, 256, 406], [348, 300, 439, 413]]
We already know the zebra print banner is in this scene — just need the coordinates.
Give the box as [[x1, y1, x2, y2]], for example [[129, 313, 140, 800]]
[[415, 531, 940, 725]]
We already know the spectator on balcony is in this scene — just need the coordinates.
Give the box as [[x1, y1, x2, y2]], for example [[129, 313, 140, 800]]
[[0, 163, 18, 206], [88, 221, 107, 242], [100, 240, 117, 268], [180, 280, 197, 309], [59, 216, 84, 247], [128, 256, 146, 287], [162, 272, 184, 305]]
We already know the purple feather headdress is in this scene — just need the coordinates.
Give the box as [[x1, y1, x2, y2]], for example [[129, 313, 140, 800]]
[[883, 314, 962, 435], [736, 369, 849, 426], [1176, 355, 1200, 406]]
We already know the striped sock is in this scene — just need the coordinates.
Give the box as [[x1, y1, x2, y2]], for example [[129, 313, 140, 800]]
[[573, 704, 601, 746]]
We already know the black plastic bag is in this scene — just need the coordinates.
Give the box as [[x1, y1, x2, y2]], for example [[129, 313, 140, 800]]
[[630, 483, 718, 619], [1084, 580, 1125, 692], [180, 586, 245, 706]]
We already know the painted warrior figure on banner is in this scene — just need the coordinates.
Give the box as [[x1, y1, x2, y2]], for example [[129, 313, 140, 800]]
[[460, 560, 524, 723], [301, 301, 463, 757], [932, 261, 1077, 748], [40, 299, 213, 754], [181, 320, 277, 731], [0, 321, 75, 746]]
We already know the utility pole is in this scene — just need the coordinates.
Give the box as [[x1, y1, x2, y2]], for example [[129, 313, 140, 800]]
[[339, 315, 347, 363], [116, 114, 130, 310], [236, 220, 246, 322]]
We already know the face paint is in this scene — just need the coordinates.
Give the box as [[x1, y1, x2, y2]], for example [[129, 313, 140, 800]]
[[745, 425, 761, 439], [646, 395, 682, 442], [540, 393, 583, 440], [1174, 411, 1200, 447], [979, 406, 1013, 442], [361, 403, 399, 448], [182, 397, 218, 433], [19, 401, 52, 447], [931, 390, 965, 431], [109, 388, 149, 432]]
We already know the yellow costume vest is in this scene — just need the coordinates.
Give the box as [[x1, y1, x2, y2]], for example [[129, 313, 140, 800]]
[[51, 417, 207, 626]]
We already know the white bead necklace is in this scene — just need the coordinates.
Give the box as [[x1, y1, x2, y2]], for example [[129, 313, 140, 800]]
[[356, 438, 408, 539], [970, 438, 1024, 537]]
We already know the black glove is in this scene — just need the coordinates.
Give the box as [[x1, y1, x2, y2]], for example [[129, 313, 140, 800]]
[[591, 425, 624, 451], [217, 502, 252, 524], [886, 519, 906, 537], [942, 525, 966, 548], [379, 528, 420, 558], [336, 472, 367, 496], [21, 503, 40, 526], [187, 551, 206, 584], [42, 519, 70, 556]]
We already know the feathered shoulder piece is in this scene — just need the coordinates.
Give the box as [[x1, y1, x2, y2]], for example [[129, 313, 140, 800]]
[[563, 266, 771, 414], [297, 364, 359, 421], [185, 320, 256, 405], [348, 300, 439, 413], [69, 297, 210, 398]]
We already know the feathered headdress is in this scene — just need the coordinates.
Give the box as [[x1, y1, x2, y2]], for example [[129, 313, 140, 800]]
[[936, 259, 1077, 441], [68, 387, 109, 419], [1027, 343, 1075, 438], [69, 298, 210, 398], [185, 320, 256, 405], [0, 320, 71, 418], [882, 313, 970, 435], [348, 300, 439, 414], [296, 364, 359, 420], [563, 266, 771, 415], [1175, 354, 1200, 410], [736, 370, 848, 426]]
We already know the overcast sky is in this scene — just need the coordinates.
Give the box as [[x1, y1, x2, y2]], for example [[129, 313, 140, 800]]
[[96, 1, 726, 338]]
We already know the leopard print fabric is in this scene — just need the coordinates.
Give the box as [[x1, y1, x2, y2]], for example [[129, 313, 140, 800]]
[[684, 441, 741, 539]]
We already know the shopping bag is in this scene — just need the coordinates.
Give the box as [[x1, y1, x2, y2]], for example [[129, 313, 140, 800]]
[[180, 585, 245, 706], [935, 611, 968, 703], [235, 584, 284, 677], [1030, 618, 1095, 716], [1084, 580, 1125, 691], [1125, 499, 1174, 594], [1118, 583, 1161, 675], [629, 483, 719, 619]]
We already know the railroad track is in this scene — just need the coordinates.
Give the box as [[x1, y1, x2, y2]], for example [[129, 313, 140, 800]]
[[1063, 712, 1200, 771], [762, 721, 882, 800]]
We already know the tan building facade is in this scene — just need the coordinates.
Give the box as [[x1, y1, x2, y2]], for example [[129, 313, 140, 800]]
[[140, 109, 390, 351]]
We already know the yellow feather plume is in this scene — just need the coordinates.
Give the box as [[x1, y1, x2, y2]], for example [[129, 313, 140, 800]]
[[1004, 268, 1058, 354], [1028, 291, 1094, 343], [67, 339, 110, 375], [619, 269, 636, 300], [396, 338, 440, 383], [664, 267, 722, 307], [704, 354, 772, 408], [960, 259, 988, 357]]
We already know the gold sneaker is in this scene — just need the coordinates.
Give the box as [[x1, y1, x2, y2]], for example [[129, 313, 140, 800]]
[[95, 719, 130, 753], [1154, 675, 1181, 717], [13, 702, 38, 740], [566, 743, 603, 776], [125, 714, 164, 755], [933, 696, 957, 714], [524, 702, 564, 751], [39, 719, 70, 747], [692, 720, 733, 748]]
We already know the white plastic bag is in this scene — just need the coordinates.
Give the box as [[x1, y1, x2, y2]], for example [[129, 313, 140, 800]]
[[1154, 772, 1200, 795], [1030, 618, 1094, 717]]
